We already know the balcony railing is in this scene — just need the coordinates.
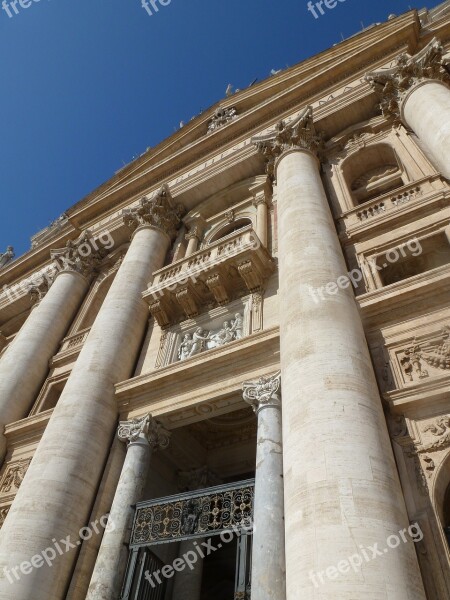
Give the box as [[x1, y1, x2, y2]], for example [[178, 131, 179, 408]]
[[343, 176, 448, 231], [143, 226, 275, 327]]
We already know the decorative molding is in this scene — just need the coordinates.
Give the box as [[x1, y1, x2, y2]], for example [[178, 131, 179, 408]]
[[399, 326, 450, 382], [365, 37, 450, 120], [0, 246, 14, 270], [207, 107, 238, 134], [50, 230, 107, 280], [122, 184, 184, 241], [242, 370, 281, 413], [251, 291, 263, 333], [118, 414, 170, 450], [0, 458, 31, 495], [252, 106, 324, 178], [225, 209, 236, 223]]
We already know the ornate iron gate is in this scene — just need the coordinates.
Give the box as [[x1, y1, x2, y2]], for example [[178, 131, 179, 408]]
[[121, 480, 254, 600]]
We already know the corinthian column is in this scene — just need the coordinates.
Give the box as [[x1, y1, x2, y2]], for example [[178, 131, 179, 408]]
[[86, 415, 170, 600], [366, 38, 450, 178], [252, 108, 426, 600], [0, 232, 103, 463], [0, 186, 183, 600], [243, 371, 285, 600]]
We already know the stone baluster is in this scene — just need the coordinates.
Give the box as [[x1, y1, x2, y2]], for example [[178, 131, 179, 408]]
[[243, 370, 285, 600], [0, 232, 104, 464], [0, 186, 183, 600], [86, 415, 170, 600], [252, 108, 426, 599], [366, 37, 450, 178]]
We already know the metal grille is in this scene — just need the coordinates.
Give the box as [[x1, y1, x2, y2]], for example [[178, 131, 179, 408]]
[[131, 480, 254, 546], [121, 548, 166, 600]]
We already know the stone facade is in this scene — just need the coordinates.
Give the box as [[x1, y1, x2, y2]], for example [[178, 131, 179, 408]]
[[0, 3, 450, 599]]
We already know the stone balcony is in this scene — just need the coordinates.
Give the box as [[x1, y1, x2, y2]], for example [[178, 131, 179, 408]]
[[341, 175, 449, 239], [143, 226, 275, 327], [50, 326, 91, 367]]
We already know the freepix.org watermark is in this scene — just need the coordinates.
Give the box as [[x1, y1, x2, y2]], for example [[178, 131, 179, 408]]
[[3, 513, 115, 584], [309, 522, 424, 588], [307, 237, 422, 304], [2, 0, 41, 19], [1, 229, 114, 304], [307, 0, 347, 19], [141, 0, 172, 17], [145, 520, 252, 589]]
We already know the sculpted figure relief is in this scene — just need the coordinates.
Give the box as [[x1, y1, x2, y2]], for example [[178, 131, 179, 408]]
[[0, 246, 14, 270], [178, 314, 244, 361]]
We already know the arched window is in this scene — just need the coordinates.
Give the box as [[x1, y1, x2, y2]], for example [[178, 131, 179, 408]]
[[343, 144, 406, 205], [209, 218, 252, 244]]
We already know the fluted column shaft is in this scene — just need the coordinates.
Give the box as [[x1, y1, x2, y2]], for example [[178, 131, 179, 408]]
[[86, 415, 169, 600], [0, 190, 178, 600], [243, 371, 285, 600], [253, 107, 426, 599], [65, 438, 126, 600], [401, 80, 450, 179], [0, 270, 88, 461], [276, 146, 425, 599]]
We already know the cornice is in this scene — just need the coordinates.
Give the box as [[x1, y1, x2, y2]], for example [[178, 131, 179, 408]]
[[0, 11, 431, 284], [4, 409, 52, 448], [115, 327, 280, 416], [358, 264, 450, 328], [64, 13, 420, 223]]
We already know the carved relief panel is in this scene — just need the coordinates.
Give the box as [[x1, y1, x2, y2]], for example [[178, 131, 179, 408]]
[[392, 326, 450, 386], [155, 296, 260, 368], [0, 458, 31, 500]]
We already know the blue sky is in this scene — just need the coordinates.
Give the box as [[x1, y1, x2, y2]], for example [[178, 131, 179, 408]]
[[0, 0, 432, 257]]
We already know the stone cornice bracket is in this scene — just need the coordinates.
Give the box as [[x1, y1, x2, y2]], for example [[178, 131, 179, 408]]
[[122, 184, 185, 241], [365, 37, 450, 121], [251, 106, 324, 180], [50, 230, 106, 280], [243, 370, 281, 413], [118, 414, 171, 450]]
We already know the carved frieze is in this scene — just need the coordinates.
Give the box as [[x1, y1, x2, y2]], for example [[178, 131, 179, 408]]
[[366, 37, 450, 120], [0, 458, 31, 496], [207, 107, 237, 134], [252, 106, 324, 178], [123, 185, 184, 241]]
